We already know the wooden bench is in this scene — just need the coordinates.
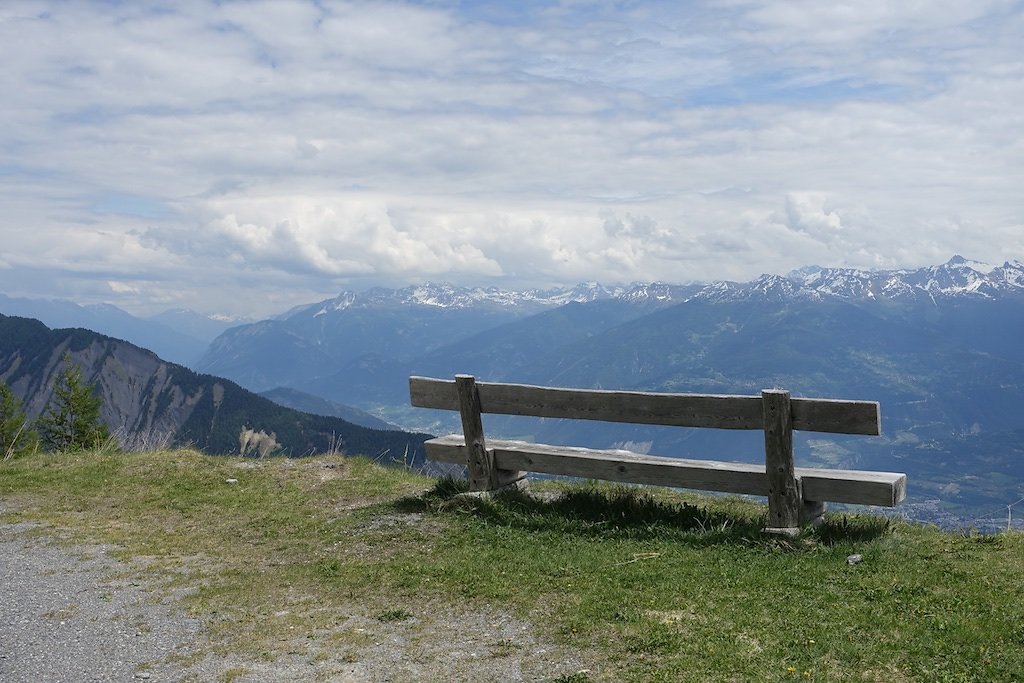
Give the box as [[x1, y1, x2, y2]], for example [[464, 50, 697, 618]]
[[409, 375, 907, 533]]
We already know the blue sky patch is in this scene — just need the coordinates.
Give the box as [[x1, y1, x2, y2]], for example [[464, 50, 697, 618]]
[[91, 194, 172, 219]]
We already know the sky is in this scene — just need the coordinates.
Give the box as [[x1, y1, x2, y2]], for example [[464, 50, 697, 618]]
[[1, 0, 1022, 318]]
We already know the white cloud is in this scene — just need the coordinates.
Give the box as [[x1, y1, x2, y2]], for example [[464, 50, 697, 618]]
[[780, 192, 843, 237], [107, 281, 141, 295], [0, 0, 1021, 316]]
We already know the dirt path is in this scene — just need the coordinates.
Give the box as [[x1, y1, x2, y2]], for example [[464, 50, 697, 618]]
[[0, 521, 596, 682]]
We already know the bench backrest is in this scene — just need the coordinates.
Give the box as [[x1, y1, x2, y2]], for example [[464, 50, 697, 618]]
[[410, 376, 880, 435]]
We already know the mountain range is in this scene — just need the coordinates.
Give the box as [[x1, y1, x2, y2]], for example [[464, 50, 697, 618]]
[[196, 255, 1024, 408], [0, 294, 242, 366], [4, 256, 1023, 528]]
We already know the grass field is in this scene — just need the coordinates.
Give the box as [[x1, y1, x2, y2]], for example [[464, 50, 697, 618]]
[[2, 449, 1023, 682]]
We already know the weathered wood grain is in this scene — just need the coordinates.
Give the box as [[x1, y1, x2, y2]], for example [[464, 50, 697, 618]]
[[762, 389, 799, 530], [454, 374, 524, 491], [800, 469, 907, 506], [422, 435, 907, 507], [455, 374, 490, 492], [410, 376, 880, 435], [791, 397, 881, 436]]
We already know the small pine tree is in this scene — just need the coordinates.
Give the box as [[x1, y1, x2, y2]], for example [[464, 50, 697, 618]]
[[1, 382, 38, 459], [36, 353, 109, 452]]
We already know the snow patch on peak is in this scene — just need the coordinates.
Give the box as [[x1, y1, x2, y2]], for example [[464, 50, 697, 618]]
[[945, 255, 997, 274], [786, 265, 826, 280], [992, 261, 1024, 287], [327, 291, 359, 312]]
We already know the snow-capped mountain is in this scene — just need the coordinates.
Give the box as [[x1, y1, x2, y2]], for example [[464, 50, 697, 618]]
[[618, 282, 703, 304], [307, 281, 628, 316], [196, 255, 1024, 394], [300, 256, 1024, 315], [694, 256, 1024, 304]]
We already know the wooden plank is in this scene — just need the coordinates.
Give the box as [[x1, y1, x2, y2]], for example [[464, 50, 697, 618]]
[[495, 441, 769, 496], [410, 376, 460, 410], [762, 389, 800, 530], [412, 376, 763, 429], [791, 397, 881, 436], [410, 376, 880, 435], [422, 435, 470, 464], [801, 469, 907, 506], [455, 374, 492, 492], [422, 435, 906, 507]]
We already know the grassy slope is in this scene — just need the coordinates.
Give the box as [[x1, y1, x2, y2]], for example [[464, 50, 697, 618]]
[[2, 450, 1023, 682]]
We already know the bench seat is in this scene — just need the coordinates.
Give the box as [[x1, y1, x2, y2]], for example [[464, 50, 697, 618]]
[[425, 434, 907, 508]]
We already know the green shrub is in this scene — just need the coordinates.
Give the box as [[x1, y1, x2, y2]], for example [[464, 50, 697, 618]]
[[36, 353, 109, 452]]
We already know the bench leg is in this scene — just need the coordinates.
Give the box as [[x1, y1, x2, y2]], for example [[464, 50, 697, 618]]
[[457, 472, 530, 500], [765, 482, 826, 534], [763, 390, 800, 534], [455, 374, 526, 492], [491, 464, 529, 491], [800, 499, 827, 526]]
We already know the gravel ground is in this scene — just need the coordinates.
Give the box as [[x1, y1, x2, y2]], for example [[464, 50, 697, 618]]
[[0, 521, 598, 682], [0, 521, 209, 682]]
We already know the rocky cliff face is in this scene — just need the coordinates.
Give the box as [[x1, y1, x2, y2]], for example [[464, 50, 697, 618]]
[[2, 318, 213, 445], [0, 314, 427, 459]]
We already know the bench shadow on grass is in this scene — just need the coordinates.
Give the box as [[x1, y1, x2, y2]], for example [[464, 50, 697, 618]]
[[394, 476, 893, 549]]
